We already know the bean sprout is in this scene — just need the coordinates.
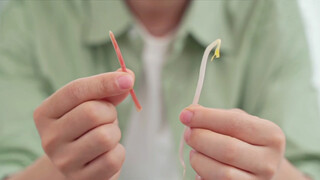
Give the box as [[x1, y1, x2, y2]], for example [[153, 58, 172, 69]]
[[179, 39, 221, 179]]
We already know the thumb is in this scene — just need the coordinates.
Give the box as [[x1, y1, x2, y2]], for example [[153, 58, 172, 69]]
[[104, 68, 136, 106]]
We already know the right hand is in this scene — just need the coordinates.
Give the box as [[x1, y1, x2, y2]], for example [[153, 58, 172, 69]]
[[33, 70, 135, 180]]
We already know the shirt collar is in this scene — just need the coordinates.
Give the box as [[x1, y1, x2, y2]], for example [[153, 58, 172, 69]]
[[83, 0, 233, 53]]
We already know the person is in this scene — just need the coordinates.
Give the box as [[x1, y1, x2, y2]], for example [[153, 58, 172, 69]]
[[0, 0, 319, 180]]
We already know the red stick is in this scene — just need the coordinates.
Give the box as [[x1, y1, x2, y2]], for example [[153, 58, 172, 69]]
[[109, 31, 142, 112]]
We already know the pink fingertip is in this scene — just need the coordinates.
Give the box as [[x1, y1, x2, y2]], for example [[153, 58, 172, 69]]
[[180, 110, 193, 124]]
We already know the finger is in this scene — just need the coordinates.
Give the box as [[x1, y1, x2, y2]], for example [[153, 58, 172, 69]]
[[180, 105, 281, 145], [195, 174, 202, 180], [36, 71, 134, 119], [230, 108, 247, 114], [185, 128, 267, 174], [80, 144, 125, 180], [105, 68, 136, 106], [67, 123, 121, 168], [46, 123, 121, 174], [109, 170, 121, 180], [190, 150, 255, 180], [37, 100, 117, 156], [51, 100, 117, 141]]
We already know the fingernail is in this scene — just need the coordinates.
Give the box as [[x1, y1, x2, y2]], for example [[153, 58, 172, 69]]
[[184, 127, 191, 142], [117, 75, 133, 89], [180, 110, 193, 124], [196, 174, 202, 180], [190, 149, 196, 159]]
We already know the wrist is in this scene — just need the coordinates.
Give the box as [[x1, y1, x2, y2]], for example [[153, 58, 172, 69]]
[[8, 155, 67, 180]]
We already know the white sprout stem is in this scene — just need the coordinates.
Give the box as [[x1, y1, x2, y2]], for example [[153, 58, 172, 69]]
[[179, 39, 221, 179], [193, 39, 221, 105], [179, 133, 186, 178]]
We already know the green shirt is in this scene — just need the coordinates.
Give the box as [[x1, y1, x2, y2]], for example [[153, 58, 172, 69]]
[[1, 0, 320, 179]]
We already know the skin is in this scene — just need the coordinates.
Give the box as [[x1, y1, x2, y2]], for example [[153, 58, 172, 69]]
[[9, 69, 134, 180], [8, 0, 311, 180], [180, 105, 311, 180]]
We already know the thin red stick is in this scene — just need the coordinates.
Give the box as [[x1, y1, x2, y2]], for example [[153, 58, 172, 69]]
[[109, 31, 142, 112]]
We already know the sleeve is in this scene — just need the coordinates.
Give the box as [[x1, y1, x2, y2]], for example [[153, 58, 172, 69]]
[[240, 1, 320, 179], [0, 1, 47, 178]]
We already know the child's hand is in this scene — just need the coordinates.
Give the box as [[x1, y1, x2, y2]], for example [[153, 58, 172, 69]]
[[180, 105, 286, 180], [33, 70, 135, 180]]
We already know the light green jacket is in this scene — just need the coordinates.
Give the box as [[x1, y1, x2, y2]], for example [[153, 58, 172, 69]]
[[1, 0, 320, 179]]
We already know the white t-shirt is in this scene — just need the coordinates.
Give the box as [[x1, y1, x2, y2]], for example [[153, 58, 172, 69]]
[[120, 25, 180, 180]]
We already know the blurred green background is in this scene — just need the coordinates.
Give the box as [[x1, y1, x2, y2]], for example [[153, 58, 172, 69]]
[[0, 0, 319, 97]]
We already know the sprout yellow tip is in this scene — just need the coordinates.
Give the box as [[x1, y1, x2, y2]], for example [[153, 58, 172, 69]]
[[210, 40, 221, 61]]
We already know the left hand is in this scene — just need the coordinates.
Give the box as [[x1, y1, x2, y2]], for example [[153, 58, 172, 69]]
[[180, 105, 286, 180]]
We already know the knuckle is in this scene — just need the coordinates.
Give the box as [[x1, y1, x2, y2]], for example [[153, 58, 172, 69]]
[[221, 168, 234, 180], [187, 129, 197, 146], [188, 129, 205, 149], [270, 127, 286, 149], [223, 142, 237, 163], [262, 162, 277, 178], [108, 158, 121, 174], [104, 152, 124, 174], [95, 127, 116, 150], [53, 156, 71, 174], [96, 129, 112, 147], [82, 101, 117, 124], [41, 134, 59, 155], [105, 102, 117, 121], [83, 102, 101, 122], [115, 125, 122, 142], [33, 107, 42, 124], [189, 152, 197, 168], [118, 144, 126, 163], [33, 107, 46, 133]]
